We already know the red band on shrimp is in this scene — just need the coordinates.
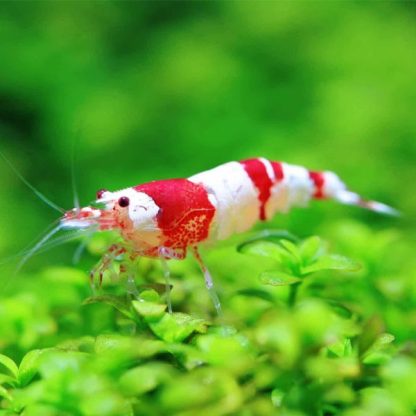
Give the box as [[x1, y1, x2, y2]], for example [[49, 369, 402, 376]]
[[240, 158, 274, 220], [135, 179, 216, 249], [309, 171, 326, 199], [270, 161, 284, 181]]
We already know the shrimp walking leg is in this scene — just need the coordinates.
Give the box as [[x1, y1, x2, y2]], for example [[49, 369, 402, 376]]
[[158, 247, 185, 313], [192, 246, 222, 315], [90, 244, 126, 289], [159, 255, 173, 314], [119, 260, 140, 299]]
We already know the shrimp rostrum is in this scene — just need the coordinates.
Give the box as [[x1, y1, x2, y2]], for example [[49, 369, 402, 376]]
[[54, 158, 397, 311]]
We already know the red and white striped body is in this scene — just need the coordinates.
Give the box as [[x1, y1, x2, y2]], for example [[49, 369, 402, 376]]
[[5, 153, 396, 312], [189, 159, 309, 241], [56, 156, 398, 310], [62, 157, 397, 264], [62, 157, 397, 261]]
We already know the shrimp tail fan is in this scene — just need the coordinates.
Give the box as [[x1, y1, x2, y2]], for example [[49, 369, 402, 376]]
[[334, 190, 400, 217]]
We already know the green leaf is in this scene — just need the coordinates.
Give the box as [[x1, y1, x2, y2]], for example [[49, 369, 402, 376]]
[[237, 230, 299, 249], [0, 354, 18, 379], [358, 316, 385, 357], [18, 349, 50, 387], [325, 300, 353, 319], [271, 388, 284, 407], [166, 344, 206, 370], [149, 313, 208, 343], [299, 236, 322, 265], [57, 336, 95, 353], [237, 240, 284, 259], [137, 284, 172, 296], [301, 254, 360, 275], [0, 385, 12, 402], [83, 295, 134, 319], [362, 333, 395, 365], [196, 334, 253, 375], [238, 234, 305, 275], [363, 351, 392, 366], [376, 333, 395, 346], [119, 362, 175, 396], [344, 338, 353, 357], [279, 240, 302, 263], [259, 271, 302, 286], [0, 374, 15, 386], [132, 300, 167, 320], [233, 288, 275, 303], [324, 384, 355, 404], [94, 334, 131, 354], [327, 339, 353, 358], [139, 289, 161, 303]]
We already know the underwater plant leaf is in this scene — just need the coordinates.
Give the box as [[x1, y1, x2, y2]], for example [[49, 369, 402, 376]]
[[259, 271, 302, 286]]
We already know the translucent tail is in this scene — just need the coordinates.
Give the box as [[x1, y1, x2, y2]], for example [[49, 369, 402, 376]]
[[333, 190, 400, 217]]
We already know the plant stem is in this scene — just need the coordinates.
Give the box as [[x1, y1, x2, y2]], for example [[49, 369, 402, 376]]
[[288, 282, 301, 308]]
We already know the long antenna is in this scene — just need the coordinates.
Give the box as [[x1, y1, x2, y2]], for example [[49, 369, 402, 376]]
[[71, 128, 81, 212], [16, 223, 64, 273], [0, 149, 65, 214]]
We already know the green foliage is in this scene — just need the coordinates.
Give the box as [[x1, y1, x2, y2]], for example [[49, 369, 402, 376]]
[[1, 226, 415, 415]]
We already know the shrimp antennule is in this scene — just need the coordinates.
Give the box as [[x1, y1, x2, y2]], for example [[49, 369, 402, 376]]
[[0, 150, 65, 214], [16, 223, 65, 273]]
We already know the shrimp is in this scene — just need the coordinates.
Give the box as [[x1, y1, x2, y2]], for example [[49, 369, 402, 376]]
[[57, 158, 397, 312]]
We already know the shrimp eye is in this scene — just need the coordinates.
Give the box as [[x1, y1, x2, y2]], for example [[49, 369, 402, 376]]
[[96, 189, 108, 199], [118, 196, 130, 207]]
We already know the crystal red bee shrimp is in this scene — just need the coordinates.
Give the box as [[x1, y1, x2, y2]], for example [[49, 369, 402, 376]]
[[58, 157, 397, 312], [3, 153, 396, 312]]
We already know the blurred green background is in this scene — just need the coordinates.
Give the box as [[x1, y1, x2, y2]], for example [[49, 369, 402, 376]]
[[0, 1, 414, 263]]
